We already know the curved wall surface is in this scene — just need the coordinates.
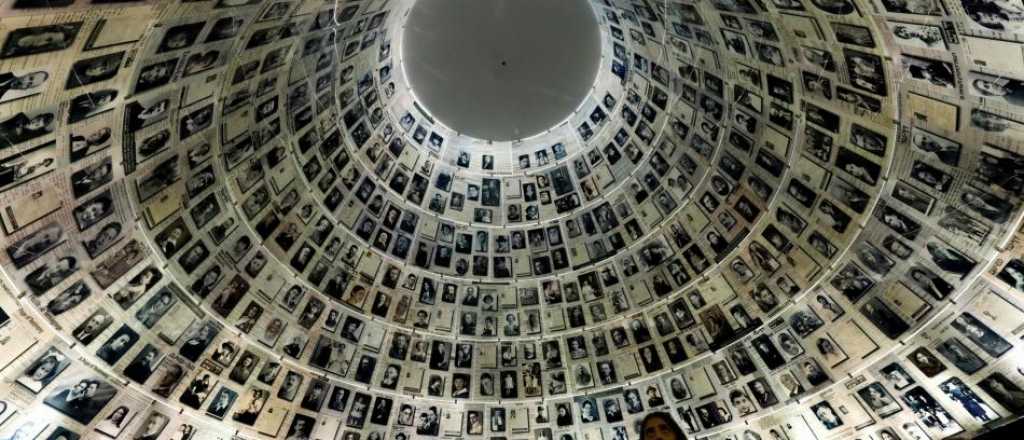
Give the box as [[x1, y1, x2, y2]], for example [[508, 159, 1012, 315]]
[[0, 1, 1023, 440]]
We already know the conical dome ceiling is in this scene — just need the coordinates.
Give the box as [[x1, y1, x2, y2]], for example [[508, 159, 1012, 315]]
[[0, 1, 1022, 440]]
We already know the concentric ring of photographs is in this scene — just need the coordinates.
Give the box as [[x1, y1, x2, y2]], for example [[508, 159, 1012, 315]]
[[0, 0, 1023, 439]]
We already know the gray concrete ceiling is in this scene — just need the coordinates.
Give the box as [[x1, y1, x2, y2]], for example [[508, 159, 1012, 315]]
[[402, 0, 602, 142]]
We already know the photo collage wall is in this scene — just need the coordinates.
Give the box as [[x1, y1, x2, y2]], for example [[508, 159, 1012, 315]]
[[1, 0, 1024, 439]]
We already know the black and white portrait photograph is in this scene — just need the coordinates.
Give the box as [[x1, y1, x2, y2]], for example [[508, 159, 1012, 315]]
[[0, 109, 56, 149], [939, 377, 1000, 423], [93, 404, 136, 438], [72, 189, 115, 231], [206, 387, 238, 419], [902, 54, 956, 88], [95, 324, 139, 365], [17, 346, 71, 393], [130, 411, 169, 440], [71, 309, 113, 345], [285, 414, 315, 440], [857, 382, 902, 418], [902, 386, 963, 435], [66, 51, 124, 89], [811, 400, 844, 429], [0, 68, 49, 104], [133, 60, 177, 94], [123, 343, 162, 384], [67, 90, 118, 123], [70, 157, 113, 198], [69, 126, 113, 163], [43, 373, 118, 424], [1, 23, 82, 58], [7, 221, 64, 268], [179, 370, 218, 410]]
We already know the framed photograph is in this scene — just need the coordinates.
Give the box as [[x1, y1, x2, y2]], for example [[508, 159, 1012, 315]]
[[909, 129, 960, 170], [157, 22, 204, 53], [206, 17, 245, 43], [134, 287, 178, 328], [149, 359, 185, 398], [69, 125, 113, 163], [93, 404, 137, 438], [939, 377, 1000, 423], [936, 337, 987, 374], [789, 307, 824, 338], [879, 0, 942, 14], [907, 347, 947, 377], [132, 60, 177, 95], [892, 180, 933, 213], [128, 411, 168, 440], [43, 373, 118, 424], [231, 388, 269, 426], [91, 240, 146, 289], [837, 87, 883, 112], [976, 143, 1024, 195], [879, 362, 915, 391], [45, 280, 92, 316], [902, 54, 956, 89], [968, 71, 1024, 108], [747, 378, 778, 409], [860, 297, 910, 340], [844, 49, 886, 96], [136, 155, 181, 203], [110, 265, 160, 310], [176, 240, 210, 275], [0, 140, 58, 191], [285, 414, 315, 440], [68, 89, 118, 123], [7, 221, 64, 269], [0, 304, 9, 329], [179, 369, 219, 409], [712, 360, 737, 384], [874, 203, 921, 240], [834, 23, 875, 47], [694, 400, 731, 429], [206, 387, 238, 419], [66, 52, 124, 89], [978, 372, 1024, 413], [123, 343, 163, 384], [909, 161, 954, 194], [810, 400, 843, 429], [721, 29, 750, 56], [856, 382, 902, 418], [950, 312, 1012, 359], [133, 129, 172, 165], [72, 189, 115, 231], [751, 334, 786, 370], [924, 237, 976, 279], [70, 157, 113, 199], [776, 329, 805, 359], [96, 324, 139, 365], [901, 386, 963, 436], [1, 23, 83, 58], [0, 68, 50, 105], [16, 346, 71, 393], [179, 103, 214, 140], [889, 22, 946, 50], [835, 147, 880, 186], [71, 308, 113, 345]]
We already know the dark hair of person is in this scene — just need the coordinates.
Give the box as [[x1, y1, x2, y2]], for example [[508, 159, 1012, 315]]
[[639, 412, 686, 440]]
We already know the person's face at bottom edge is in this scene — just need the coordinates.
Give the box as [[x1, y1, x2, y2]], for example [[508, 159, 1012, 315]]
[[643, 416, 682, 440]]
